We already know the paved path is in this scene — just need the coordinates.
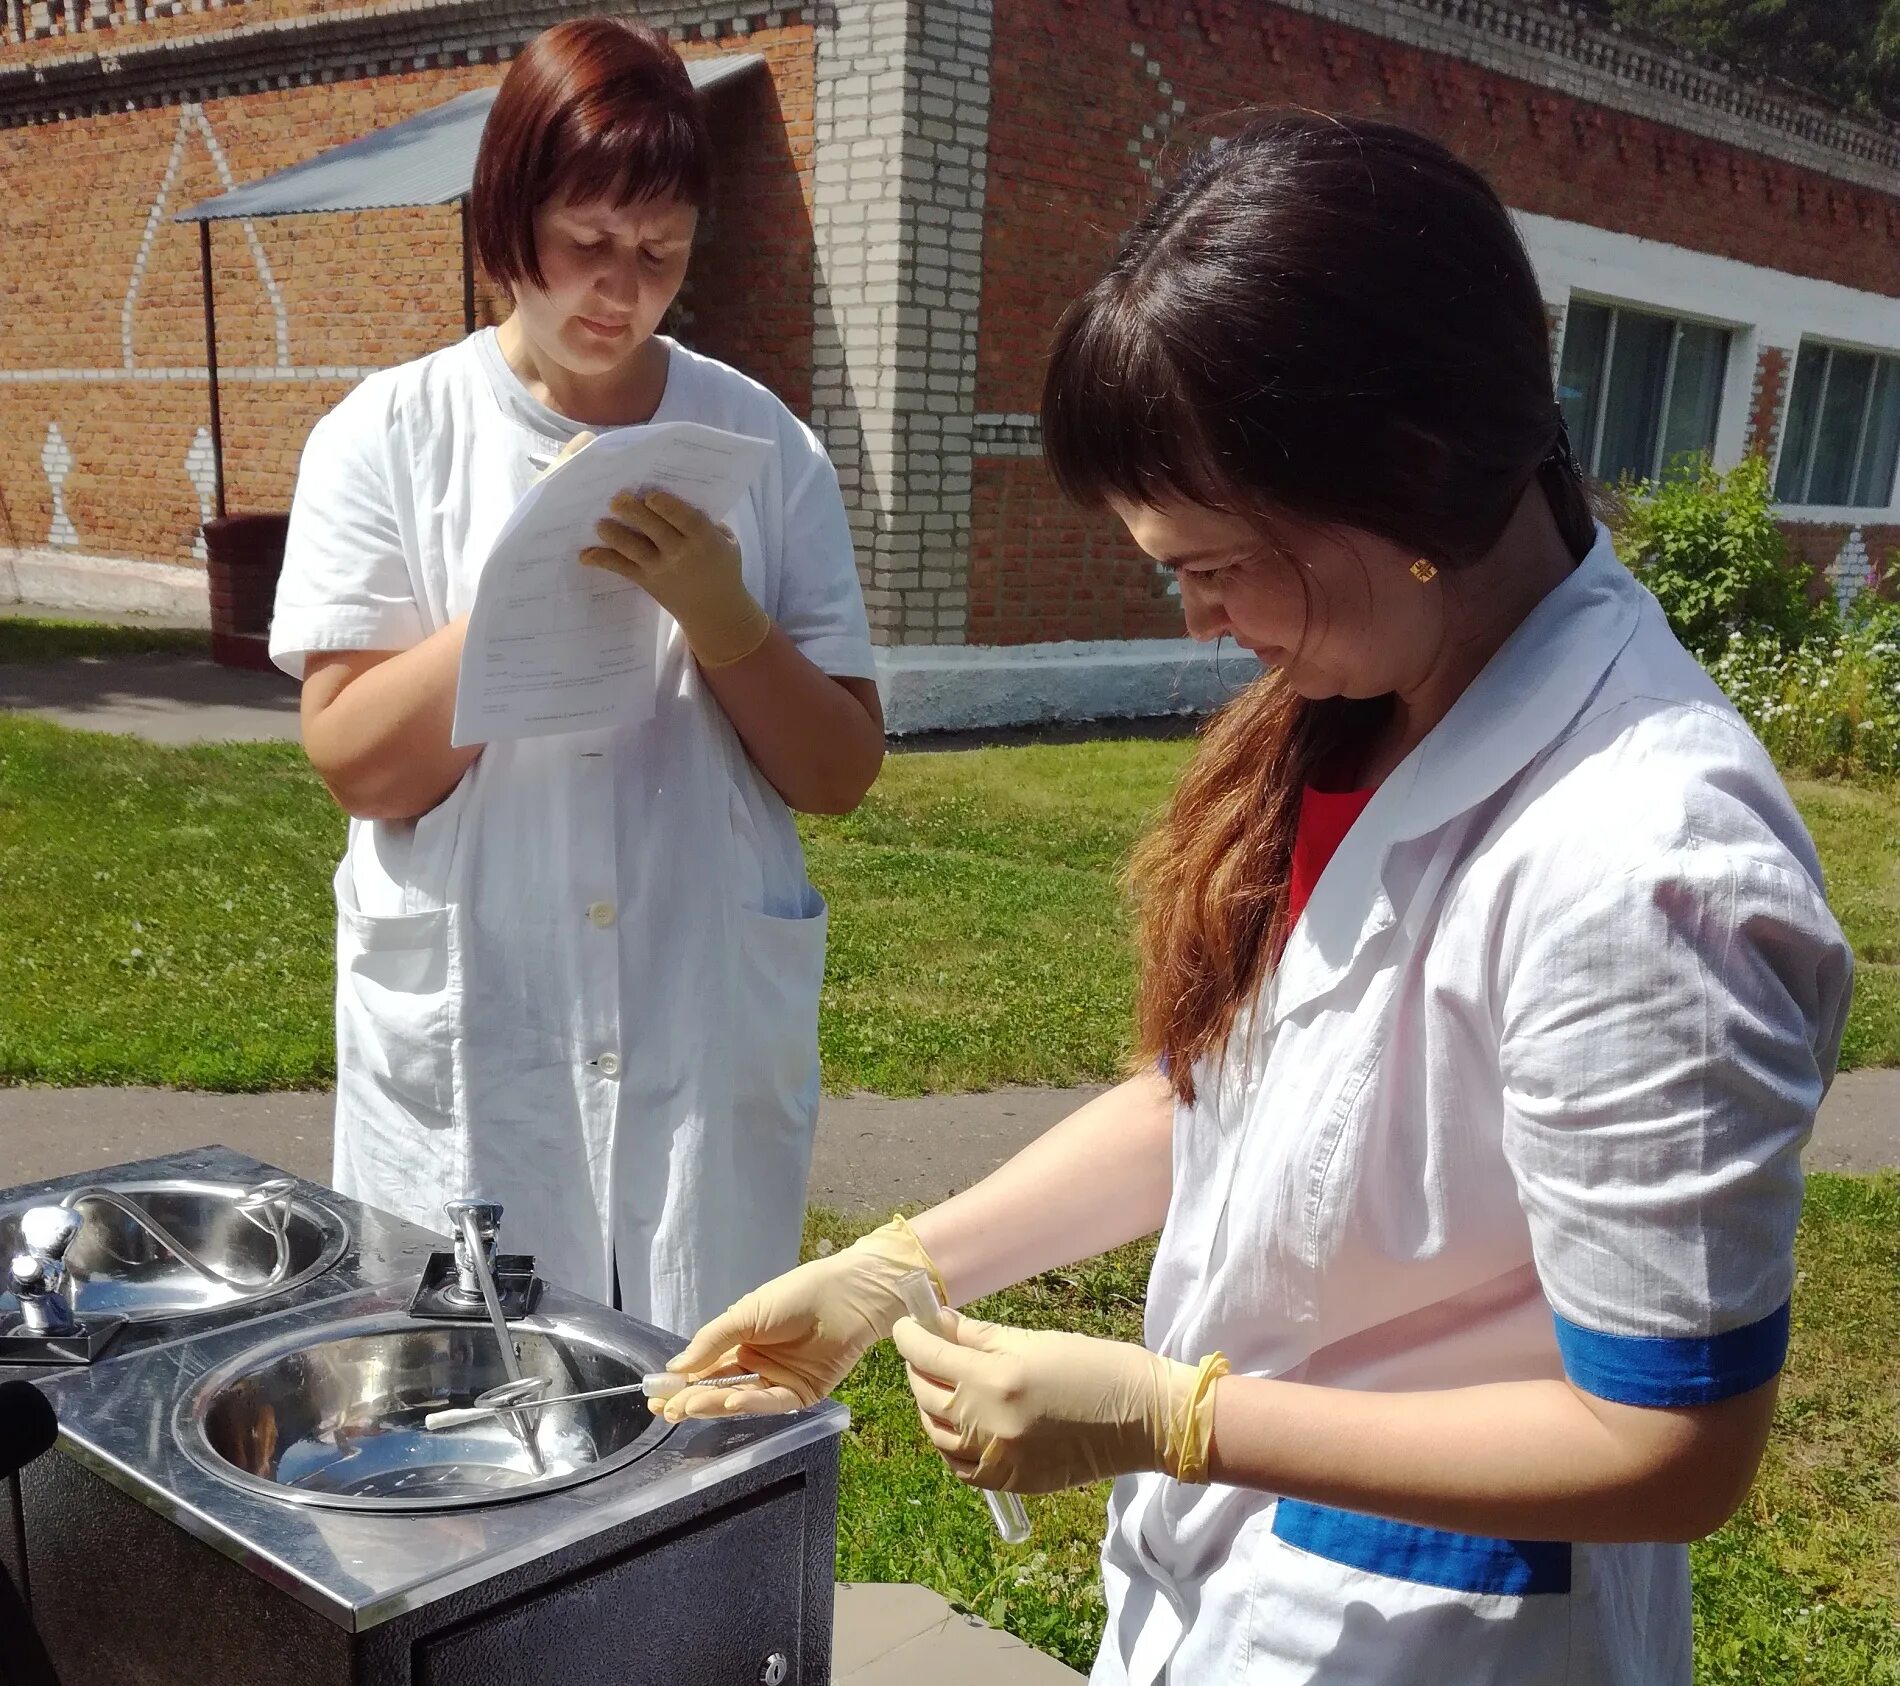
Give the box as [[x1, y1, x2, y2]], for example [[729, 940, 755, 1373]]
[[836, 1583, 1081, 1683], [0, 1083, 1099, 1209], [0, 648, 301, 744], [2, 1072, 1893, 1211]]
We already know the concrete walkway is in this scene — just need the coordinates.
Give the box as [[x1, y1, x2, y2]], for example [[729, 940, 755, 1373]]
[[0, 1082, 1097, 1207], [0, 642, 302, 744], [2, 1072, 1894, 1208], [836, 1584, 1081, 1683]]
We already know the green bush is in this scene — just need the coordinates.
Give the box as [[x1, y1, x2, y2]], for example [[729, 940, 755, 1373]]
[[1616, 454, 1825, 660]]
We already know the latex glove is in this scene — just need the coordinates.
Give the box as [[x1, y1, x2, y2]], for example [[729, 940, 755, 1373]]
[[892, 1307, 1229, 1494], [651, 1216, 948, 1423], [583, 486, 770, 668]]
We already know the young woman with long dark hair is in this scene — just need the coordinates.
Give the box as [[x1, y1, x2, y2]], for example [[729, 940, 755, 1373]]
[[659, 115, 1851, 1683], [272, 17, 882, 1333]]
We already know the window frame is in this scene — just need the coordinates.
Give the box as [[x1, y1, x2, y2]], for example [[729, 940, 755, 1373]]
[[1557, 295, 1735, 486], [1772, 338, 1900, 513]]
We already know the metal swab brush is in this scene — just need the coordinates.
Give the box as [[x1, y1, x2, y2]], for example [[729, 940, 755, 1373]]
[[423, 1371, 765, 1431]]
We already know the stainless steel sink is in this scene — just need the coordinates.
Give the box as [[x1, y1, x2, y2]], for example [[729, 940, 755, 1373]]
[[0, 1178, 349, 1323], [175, 1307, 674, 1511]]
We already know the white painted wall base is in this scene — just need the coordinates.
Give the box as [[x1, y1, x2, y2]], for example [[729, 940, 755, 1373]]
[[875, 637, 1241, 735], [0, 548, 211, 624], [6, 552, 1236, 734]]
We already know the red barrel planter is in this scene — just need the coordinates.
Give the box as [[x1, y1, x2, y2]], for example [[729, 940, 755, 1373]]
[[202, 512, 290, 672]]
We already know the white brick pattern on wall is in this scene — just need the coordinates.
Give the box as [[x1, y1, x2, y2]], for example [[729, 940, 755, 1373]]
[[1127, 40, 1186, 186], [121, 103, 291, 374], [184, 425, 218, 558], [40, 421, 77, 547], [811, 0, 992, 646], [1831, 527, 1873, 612]]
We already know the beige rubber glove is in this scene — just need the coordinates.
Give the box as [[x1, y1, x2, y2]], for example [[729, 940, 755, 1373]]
[[583, 486, 771, 669], [651, 1216, 948, 1423], [892, 1306, 1229, 1494]]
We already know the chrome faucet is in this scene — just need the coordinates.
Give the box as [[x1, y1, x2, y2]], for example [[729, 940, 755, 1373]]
[[443, 1200, 545, 1476], [10, 1207, 85, 1336], [445, 1200, 503, 1308]]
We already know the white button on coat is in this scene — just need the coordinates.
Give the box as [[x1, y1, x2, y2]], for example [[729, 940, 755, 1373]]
[[1092, 530, 1853, 1686], [587, 902, 616, 928], [270, 332, 875, 1336]]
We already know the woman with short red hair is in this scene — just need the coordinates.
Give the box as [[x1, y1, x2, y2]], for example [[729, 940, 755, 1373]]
[[271, 16, 882, 1332]]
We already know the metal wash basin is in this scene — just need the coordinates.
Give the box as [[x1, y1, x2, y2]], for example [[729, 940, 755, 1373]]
[[177, 1307, 673, 1512], [0, 1178, 350, 1323]]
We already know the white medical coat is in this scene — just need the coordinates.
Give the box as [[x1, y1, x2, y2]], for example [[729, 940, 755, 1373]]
[[270, 333, 876, 1335], [1094, 528, 1853, 1685]]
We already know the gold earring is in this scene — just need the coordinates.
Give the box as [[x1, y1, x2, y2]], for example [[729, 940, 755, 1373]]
[[1409, 558, 1438, 584]]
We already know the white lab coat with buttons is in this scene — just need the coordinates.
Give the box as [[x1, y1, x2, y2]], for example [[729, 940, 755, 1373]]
[[1093, 529, 1853, 1686], [270, 332, 876, 1336]]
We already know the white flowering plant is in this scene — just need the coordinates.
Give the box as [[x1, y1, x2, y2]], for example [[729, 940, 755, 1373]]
[[1701, 603, 1900, 780]]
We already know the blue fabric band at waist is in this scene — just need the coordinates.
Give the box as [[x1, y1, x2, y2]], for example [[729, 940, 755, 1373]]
[[1271, 1500, 1572, 1596]]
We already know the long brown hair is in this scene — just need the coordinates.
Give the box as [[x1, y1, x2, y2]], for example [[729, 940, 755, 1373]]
[[1041, 114, 1594, 1101]]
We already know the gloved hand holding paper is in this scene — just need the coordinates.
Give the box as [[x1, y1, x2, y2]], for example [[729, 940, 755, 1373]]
[[451, 422, 773, 747]]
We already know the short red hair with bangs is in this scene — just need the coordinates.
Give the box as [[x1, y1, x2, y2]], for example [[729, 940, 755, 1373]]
[[471, 16, 713, 292]]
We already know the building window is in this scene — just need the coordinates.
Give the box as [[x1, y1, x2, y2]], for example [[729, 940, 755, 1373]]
[[1774, 341, 1900, 510], [1557, 300, 1730, 484]]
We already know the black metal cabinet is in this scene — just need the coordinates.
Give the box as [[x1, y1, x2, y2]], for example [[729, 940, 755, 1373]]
[[415, 1478, 812, 1686], [22, 1436, 838, 1686]]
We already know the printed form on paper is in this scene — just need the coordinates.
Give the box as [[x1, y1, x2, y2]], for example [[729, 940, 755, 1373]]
[[451, 422, 774, 747]]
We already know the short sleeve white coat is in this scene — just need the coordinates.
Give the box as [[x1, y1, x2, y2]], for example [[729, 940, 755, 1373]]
[[269, 332, 875, 1336], [1094, 528, 1853, 1685]]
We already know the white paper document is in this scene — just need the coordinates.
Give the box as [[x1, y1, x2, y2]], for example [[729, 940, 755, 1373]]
[[451, 421, 774, 747]]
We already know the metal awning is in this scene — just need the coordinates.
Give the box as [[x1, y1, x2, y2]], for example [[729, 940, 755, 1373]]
[[173, 52, 762, 223]]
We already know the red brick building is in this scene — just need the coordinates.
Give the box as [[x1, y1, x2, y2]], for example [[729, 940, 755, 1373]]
[[3, 1, 1897, 728]]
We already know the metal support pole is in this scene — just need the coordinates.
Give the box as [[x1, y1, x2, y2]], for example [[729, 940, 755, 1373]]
[[460, 195, 477, 338], [198, 219, 226, 520]]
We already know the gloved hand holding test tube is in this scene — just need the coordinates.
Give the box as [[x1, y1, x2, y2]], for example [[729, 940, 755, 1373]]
[[895, 1268, 1032, 1546]]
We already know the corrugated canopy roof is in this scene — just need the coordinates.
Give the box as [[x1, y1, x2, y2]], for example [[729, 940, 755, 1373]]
[[174, 52, 762, 223]]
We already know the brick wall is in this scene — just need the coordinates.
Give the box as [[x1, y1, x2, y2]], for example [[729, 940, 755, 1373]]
[[677, 29, 816, 415], [0, 13, 815, 565], [1743, 345, 1793, 462], [6, 0, 1898, 648], [970, 0, 1900, 644], [970, 457, 1182, 645]]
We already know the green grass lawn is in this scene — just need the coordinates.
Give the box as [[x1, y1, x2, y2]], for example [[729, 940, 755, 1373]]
[[0, 713, 1895, 1088], [822, 1174, 1900, 1681], [2, 628, 1894, 1678], [1793, 779, 1900, 1072]]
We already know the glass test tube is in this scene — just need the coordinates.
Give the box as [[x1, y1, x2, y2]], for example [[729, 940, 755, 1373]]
[[895, 1268, 1033, 1546]]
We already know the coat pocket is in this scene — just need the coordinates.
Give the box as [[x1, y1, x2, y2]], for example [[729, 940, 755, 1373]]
[[335, 865, 457, 1123], [732, 888, 828, 1133]]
